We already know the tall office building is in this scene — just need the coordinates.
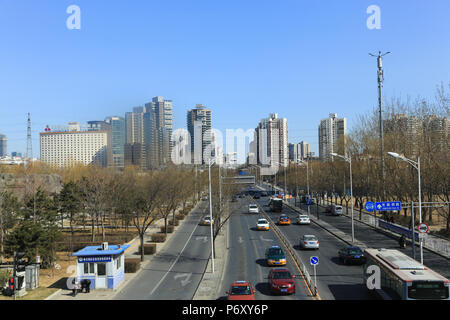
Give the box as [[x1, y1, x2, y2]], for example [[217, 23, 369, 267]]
[[318, 113, 346, 161], [125, 107, 146, 169], [105, 116, 126, 168], [255, 113, 288, 167], [40, 124, 108, 167], [0, 134, 6, 157], [145, 96, 173, 168], [187, 104, 212, 165]]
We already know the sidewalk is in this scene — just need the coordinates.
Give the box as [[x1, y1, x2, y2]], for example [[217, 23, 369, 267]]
[[46, 202, 201, 300]]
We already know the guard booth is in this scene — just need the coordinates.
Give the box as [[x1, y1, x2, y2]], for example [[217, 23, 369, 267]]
[[72, 242, 130, 290]]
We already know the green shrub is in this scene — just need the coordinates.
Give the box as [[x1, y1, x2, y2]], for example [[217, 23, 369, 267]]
[[151, 233, 167, 243], [169, 219, 179, 226], [160, 225, 174, 233], [125, 258, 141, 273], [176, 214, 185, 221], [0, 269, 12, 293], [139, 244, 157, 255]]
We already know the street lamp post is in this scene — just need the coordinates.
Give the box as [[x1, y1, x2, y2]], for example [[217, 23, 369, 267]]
[[331, 153, 354, 243], [388, 152, 423, 264], [296, 158, 310, 216], [208, 158, 215, 273]]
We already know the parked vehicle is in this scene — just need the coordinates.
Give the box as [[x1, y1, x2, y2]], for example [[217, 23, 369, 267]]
[[268, 268, 296, 295]]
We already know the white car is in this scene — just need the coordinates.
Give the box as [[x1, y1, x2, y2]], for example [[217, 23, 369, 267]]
[[297, 215, 311, 225], [300, 235, 319, 249], [248, 204, 259, 214], [256, 218, 270, 231]]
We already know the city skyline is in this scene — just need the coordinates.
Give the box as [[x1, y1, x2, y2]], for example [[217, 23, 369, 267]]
[[1, 1, 450, 158]]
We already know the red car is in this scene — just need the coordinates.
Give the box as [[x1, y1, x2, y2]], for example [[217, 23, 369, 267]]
[[226, 281, 256, 300], [268, 268, 296, 295]]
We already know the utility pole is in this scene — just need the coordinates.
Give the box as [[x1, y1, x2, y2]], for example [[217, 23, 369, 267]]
[[369, 51, 390, 200], [26, 113, 33, 164]]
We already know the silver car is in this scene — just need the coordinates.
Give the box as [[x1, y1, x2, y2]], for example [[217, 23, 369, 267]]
[[248, 204, 259, 214], [300, 235, 319, 250], [297, 215, 311, 225]]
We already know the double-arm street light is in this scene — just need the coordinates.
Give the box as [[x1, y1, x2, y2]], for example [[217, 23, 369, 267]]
[[387, 152, 423, 264], [330, 152, 354, 243]]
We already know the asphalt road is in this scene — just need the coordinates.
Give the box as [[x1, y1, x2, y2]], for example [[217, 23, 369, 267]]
[[251, 194, 374, 300], [218, 196, 314, 300], [292, 198, 450, 279], [114, 201, 212, 300]]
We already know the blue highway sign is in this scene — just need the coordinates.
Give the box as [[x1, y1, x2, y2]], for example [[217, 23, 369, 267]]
[[365, 202, 375, 212], [310, 256, 319, 266], [375, 201, 401, 211]]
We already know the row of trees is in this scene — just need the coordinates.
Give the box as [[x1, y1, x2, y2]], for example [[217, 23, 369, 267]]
[[0, 162, 217, 265], [277, 84, 450, 231]]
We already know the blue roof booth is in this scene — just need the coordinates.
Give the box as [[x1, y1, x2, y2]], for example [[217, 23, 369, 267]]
[[73, 243, 130, 290]]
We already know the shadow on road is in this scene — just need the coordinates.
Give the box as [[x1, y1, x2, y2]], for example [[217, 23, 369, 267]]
[[255, 282, 272, 296], [255, 259, 268, 267]]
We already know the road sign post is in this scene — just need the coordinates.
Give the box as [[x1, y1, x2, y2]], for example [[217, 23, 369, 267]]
[[310, 256, 319, 293]]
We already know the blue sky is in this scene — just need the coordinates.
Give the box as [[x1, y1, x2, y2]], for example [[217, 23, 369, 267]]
[[1, 0, 449, 158]]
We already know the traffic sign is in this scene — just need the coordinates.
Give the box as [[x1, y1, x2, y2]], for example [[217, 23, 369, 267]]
[[310, 256, 319, 266], [365, 202, 375, 212], [418, 223, 429, 233], [375, 201, 401, 211]]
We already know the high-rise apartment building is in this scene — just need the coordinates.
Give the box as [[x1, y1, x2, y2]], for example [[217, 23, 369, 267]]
[[288, 141, 310, 162], [299, 141, 311, 160], [125, 107, 146, 169], [0, 134, 6, 157], [40, 124, 108, 167], [255, 113, 288, 167], [105, 116, 126, 168], [187, 104, 212, 165], [318, 113, 346, 161], [145, 96, 173, 168]]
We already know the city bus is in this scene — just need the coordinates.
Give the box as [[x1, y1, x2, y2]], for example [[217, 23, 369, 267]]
[[363, 248, 450, 300]]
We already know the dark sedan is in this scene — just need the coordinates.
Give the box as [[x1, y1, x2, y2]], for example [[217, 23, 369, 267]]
[[338, 246, 366, 265]]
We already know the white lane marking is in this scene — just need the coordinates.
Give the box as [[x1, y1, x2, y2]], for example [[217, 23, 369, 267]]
[[174, 273, 193, 286], [149, 214, 204, 295], [196, 236, 208, 243]]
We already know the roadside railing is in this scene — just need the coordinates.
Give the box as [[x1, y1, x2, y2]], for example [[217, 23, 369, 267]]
[[251, 196, 318, 297]]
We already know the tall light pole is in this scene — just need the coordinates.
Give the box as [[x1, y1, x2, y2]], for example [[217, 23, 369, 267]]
[[331, 152, 354, 243], [388, 152, 423, 264], [369, 51, 390, 200], [273, 161, 287, 197], [296, 158, 310, 215], [208, 158, 215, 273]]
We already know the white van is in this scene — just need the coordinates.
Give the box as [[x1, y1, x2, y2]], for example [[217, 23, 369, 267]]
[[331, 205, 343, 216]]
